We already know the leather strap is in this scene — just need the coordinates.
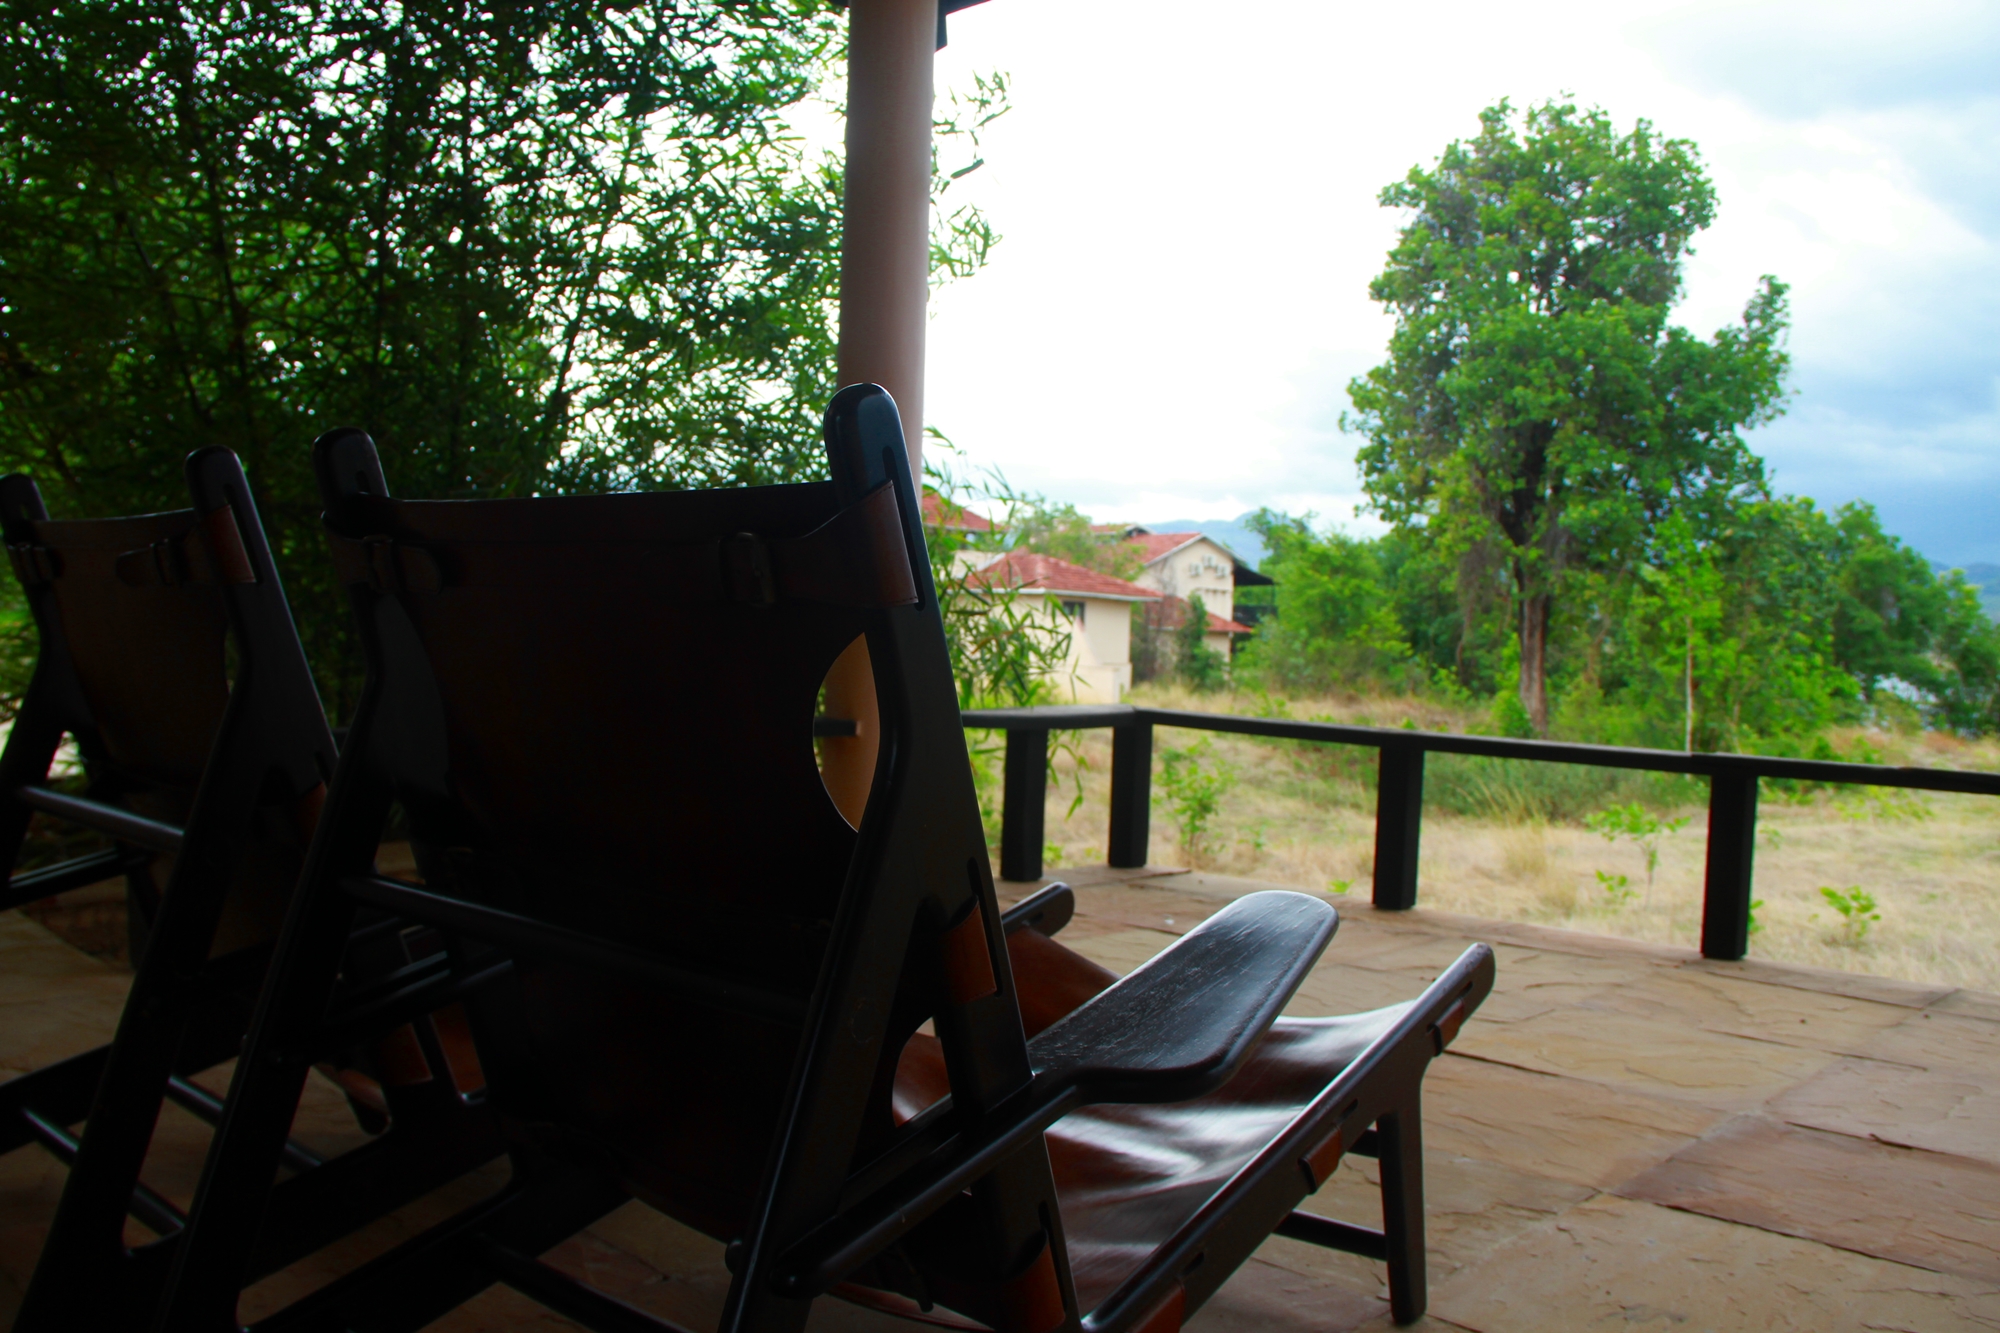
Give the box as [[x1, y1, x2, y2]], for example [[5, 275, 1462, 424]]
[[6, 543, 60, 586], [994, 1235, 1066, 1333], [108, 515, 257, 589], [1132, 1285, 1185, 1333], [940, 902, 999, 1006], [199, 504, 258, 585], [328, 481, 918, 610], [1431, 995, 1469, 1053], [112, 529, 209, 588], [1300, 1125, 1344, 1190]]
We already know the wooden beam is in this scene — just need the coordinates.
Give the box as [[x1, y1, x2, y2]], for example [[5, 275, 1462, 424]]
[[825, 0, 938, 817], [838, 0, 936, 476]]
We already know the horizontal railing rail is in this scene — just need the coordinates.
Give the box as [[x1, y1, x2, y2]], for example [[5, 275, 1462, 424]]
[[960, 703, 2000, 961]]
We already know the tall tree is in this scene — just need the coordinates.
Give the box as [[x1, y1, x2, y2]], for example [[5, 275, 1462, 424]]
[[0, 0, 997, 714], [1348, 99, 1791, 734]]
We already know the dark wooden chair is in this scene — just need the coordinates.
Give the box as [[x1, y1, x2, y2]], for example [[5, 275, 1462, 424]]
[[0, 449, 503, 1331], [154, 386, 1494, 1333]]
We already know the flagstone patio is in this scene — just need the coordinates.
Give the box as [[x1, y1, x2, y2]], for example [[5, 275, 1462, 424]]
[[0, 864, 1995, 1331]]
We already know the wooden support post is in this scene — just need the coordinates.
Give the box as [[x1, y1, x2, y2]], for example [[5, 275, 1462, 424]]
[[1000, 729, 1049, 883], [838, 0, 936, 472], [1702, 769, 1758, 960], [820, 0, 936, 817], [1373, 746, 1423, 911], [1107, 722, 1153, 868]]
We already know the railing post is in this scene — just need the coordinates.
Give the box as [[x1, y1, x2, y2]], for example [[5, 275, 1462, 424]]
[[999, 728, 1049, 882], [1702, 768, 1758, 960], [1107, 721, 1153, 868], [1373, 745, 1424, 910]]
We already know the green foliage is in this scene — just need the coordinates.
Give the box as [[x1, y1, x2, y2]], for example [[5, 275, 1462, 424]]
[[1238, 509, 1412, 693], [1241, 474, 2000, 750], [1819, 885, 1880, 946], [922, 455, 1105, 710], [1156, 737, 1235, 860], [1425, 756, 1684, 824], [1584, 801, 1689, 887], [1594, 869, 1636, 905], [0, 0, 1002, 718], [1620, 503, 1855, 751], [1747, 897, 1766, 936], [925, 459, 1088, 831], [0, 575, 33, 724], [1002, 501, 1141, 579], [1824, 503, 2000, 732], [1327, 878, 1354, 895], [1130, 601, 1171, 685], [930, 71, 1010, 287], [1490, 682, 1536, 740], [1834, 785, 1933, 823], [1346, 98, 1791, 734], [1177, 593, 1227, 692]]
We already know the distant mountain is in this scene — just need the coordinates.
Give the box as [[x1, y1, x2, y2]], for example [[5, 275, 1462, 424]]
[[1938, 561, 2000, 621], [1127, 514, 1268, 568]]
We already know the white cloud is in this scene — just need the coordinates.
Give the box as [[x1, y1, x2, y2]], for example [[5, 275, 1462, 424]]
[[902, 0, 1999, 552]]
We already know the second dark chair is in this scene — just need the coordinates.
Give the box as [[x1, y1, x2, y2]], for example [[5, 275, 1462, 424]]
[[1, 450, 503, 1330]]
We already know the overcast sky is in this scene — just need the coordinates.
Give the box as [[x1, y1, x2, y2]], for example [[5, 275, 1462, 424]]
[[896, 0, 2000, 564]]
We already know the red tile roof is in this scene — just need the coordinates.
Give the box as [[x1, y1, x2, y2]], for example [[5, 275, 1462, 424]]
[[968, 553, 1162, 602], [1144, 595, 1253, 635], [1123, 531, 1206, 565], [921, 492, 994, 532]]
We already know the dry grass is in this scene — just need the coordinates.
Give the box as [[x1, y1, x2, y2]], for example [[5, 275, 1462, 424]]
[[1025, 683, 2000, 994]]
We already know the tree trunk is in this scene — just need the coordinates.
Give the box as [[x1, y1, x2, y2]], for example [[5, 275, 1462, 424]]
[[1518, 593, 1551, 736]]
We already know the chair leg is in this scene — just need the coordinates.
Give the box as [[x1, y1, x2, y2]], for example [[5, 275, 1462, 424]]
[[1375, 1097, 1426, 1326], [12, 955, 254, 1329], [155, 887, 365, 1330]]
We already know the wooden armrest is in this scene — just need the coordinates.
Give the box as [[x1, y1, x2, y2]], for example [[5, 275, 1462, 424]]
[[1000, 882, 1074, 938], [778, 891, 1338, 1296], [1029, 890, 1336, 1104]]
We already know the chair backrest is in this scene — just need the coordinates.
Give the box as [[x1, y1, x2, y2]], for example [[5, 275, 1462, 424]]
[[0, 451, 336, 951], [318, 454, 882, 983], [315, 384, 1067, 1323], [0, 488, 231, 816]]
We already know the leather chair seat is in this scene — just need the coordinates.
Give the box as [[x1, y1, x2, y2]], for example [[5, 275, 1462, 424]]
[[893, 1004, 1411, 1313]]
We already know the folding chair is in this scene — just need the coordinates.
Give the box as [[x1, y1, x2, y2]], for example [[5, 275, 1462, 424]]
[[0, 449, 503, 1331], [156, 385, 1494, 1332]]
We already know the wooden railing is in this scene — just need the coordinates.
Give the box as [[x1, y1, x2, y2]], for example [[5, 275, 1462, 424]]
[[960, 703, 2000, 960]]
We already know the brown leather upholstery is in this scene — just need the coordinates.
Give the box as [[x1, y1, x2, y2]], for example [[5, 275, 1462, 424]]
[[17, 510, 297, 954], [24, 512, 231, 792], [895, 928, 1407, 1314], [330, 487, 875, 1239]]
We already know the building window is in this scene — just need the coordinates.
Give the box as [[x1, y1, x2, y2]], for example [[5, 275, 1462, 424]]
[[1060, 599, 1086, 625]]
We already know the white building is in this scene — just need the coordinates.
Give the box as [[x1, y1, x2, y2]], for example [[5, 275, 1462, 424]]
[[1115, 529, 1267, 654], [965, 552, 1160, 703]]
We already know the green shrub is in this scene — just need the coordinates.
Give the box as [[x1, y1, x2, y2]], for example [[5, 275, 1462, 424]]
[[1157, 738, 1236, 860], [1425, 756, 1692, 824], [1819, 885, 1880, 946], [1584, 802, 1691, 887]]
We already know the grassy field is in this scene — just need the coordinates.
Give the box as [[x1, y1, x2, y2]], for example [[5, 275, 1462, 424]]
[[1009, 683, 2000, 994]]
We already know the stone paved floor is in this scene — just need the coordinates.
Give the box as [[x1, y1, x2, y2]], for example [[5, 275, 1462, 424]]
[[1, 865, 1996, 1331]]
